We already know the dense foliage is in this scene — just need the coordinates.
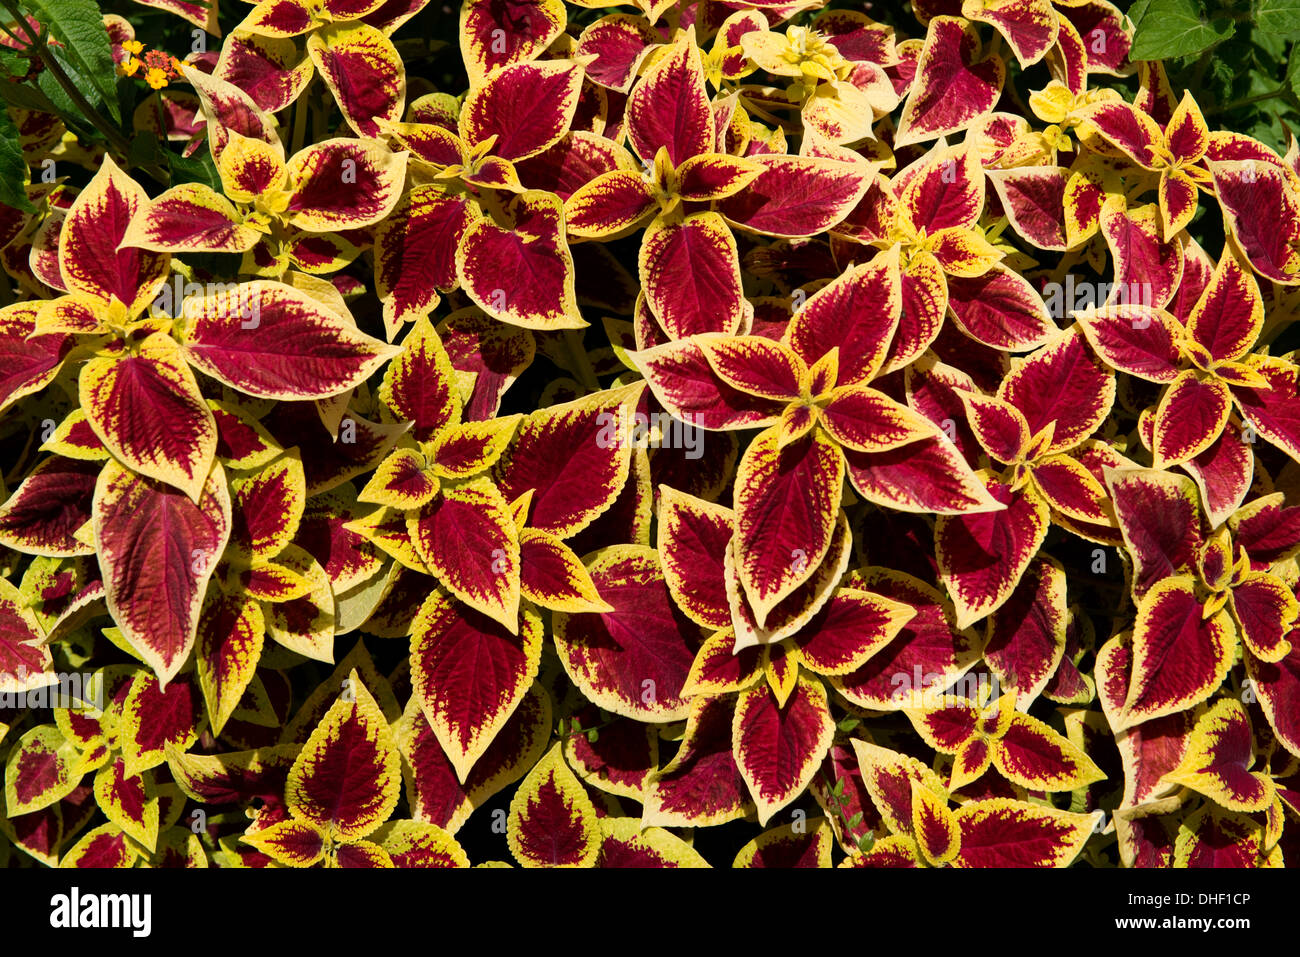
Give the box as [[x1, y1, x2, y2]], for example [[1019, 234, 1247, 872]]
[[1, 0, 1299, 869]]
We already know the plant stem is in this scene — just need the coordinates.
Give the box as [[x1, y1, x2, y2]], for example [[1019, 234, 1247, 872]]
[[1208, 85, 1286, 116]]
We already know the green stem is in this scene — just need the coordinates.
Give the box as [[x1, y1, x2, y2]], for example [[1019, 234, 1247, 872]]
[[13, 17, 123, 154], [1208, 85, 1286, 116], [554, 715, 622, 739]]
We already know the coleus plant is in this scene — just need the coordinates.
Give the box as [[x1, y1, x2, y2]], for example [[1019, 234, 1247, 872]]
[[1, 0, 1300, 872]]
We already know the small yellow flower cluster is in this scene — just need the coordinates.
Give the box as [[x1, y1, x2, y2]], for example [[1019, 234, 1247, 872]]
[[116, 40, 180, 89]]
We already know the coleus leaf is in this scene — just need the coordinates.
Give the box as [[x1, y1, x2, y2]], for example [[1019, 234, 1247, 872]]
[[179, 280, 399, 401], [456, 190, 585, 329], [59, 822, 141, 869], [285, 670, 400, 841], [733, 675, 836, 824], [983, 559, 1069, 709], [643, 695, 755, 828], [719, 155, 871, 239], [494, 384, 641, 538], [507, 743, 600, 868], [1173, 805, 1274, 868], [733, 426, 844, 627], [408, 476, 521, 628], [657, 486, 735, 631], [999, 326, 1115, 453], [575, 14, 659, 93], [118, 672, 204, 777], [950, 798, 1100, 867], [81, 334, 217, 503], [370, 820, 470, 868], [410, 590, 542, 782], [4, 724, 86, 816], [519, 528, 608, 613], [215, 32, 314, 112], [0, 577, 55, 694], [307, 23, 406, 139], [228, 453, 305, 564], [843, 433, 1004, 515], [92, 460, 231, 686], [122, 183, 257, 254], [626, 29, 713, 167], [195, 592, 265, 736], [936, 483, 1049, 629], [373, 187, 476, 333], [1097, 197, 1184, 310], [181, 62, 280, 158], [460, 0, 566, 82], [461, 58, 584, 162], [554, 545, 703, 722], [564, 709, 658, 801], [93, 757, 158, 853], [597, 816, 709, 867], [640, 211, 745, 340], [1232, 358, 1300, 466], [1246, 639, 1300, 761], [946, 265, 1056, 352], [733, 817, 834, 868], [286, 138, 408, 232], [0, 456, 99, 558], [379, 315, 459, 442], [1118, 576, 1234, 730], [786, 248, 901, 385], [850, 739, 950, 838], [0, 302, 72, 414], [831, 567, 981, 710], [986, 166, 1071, 251], [241, 818, 328, 867], [57, 155, 168, 316], [895, 16, 1005, 147], [399, 681, 551, 834], [992, 711, 1106, 792], [1160, 699, 1273, 813], [1207, 159, 1300, 286]]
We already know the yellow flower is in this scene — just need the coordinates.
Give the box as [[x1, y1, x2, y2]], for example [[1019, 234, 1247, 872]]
[[144, 66, 169, 89], [122, 39, 144, 55]]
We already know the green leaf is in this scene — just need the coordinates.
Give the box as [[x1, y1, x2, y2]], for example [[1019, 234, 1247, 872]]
[[0, 49, 28, 77], [18, 0, 121, 122], [1130, 0, 1235, 60], [0, 108, 33, 212], [1259, 0, 1300, 39], [166, 147, 222, 191], [0, 73, 61, 114], [1288, 46, 1300, 98], [128, 129, 165, 170]]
